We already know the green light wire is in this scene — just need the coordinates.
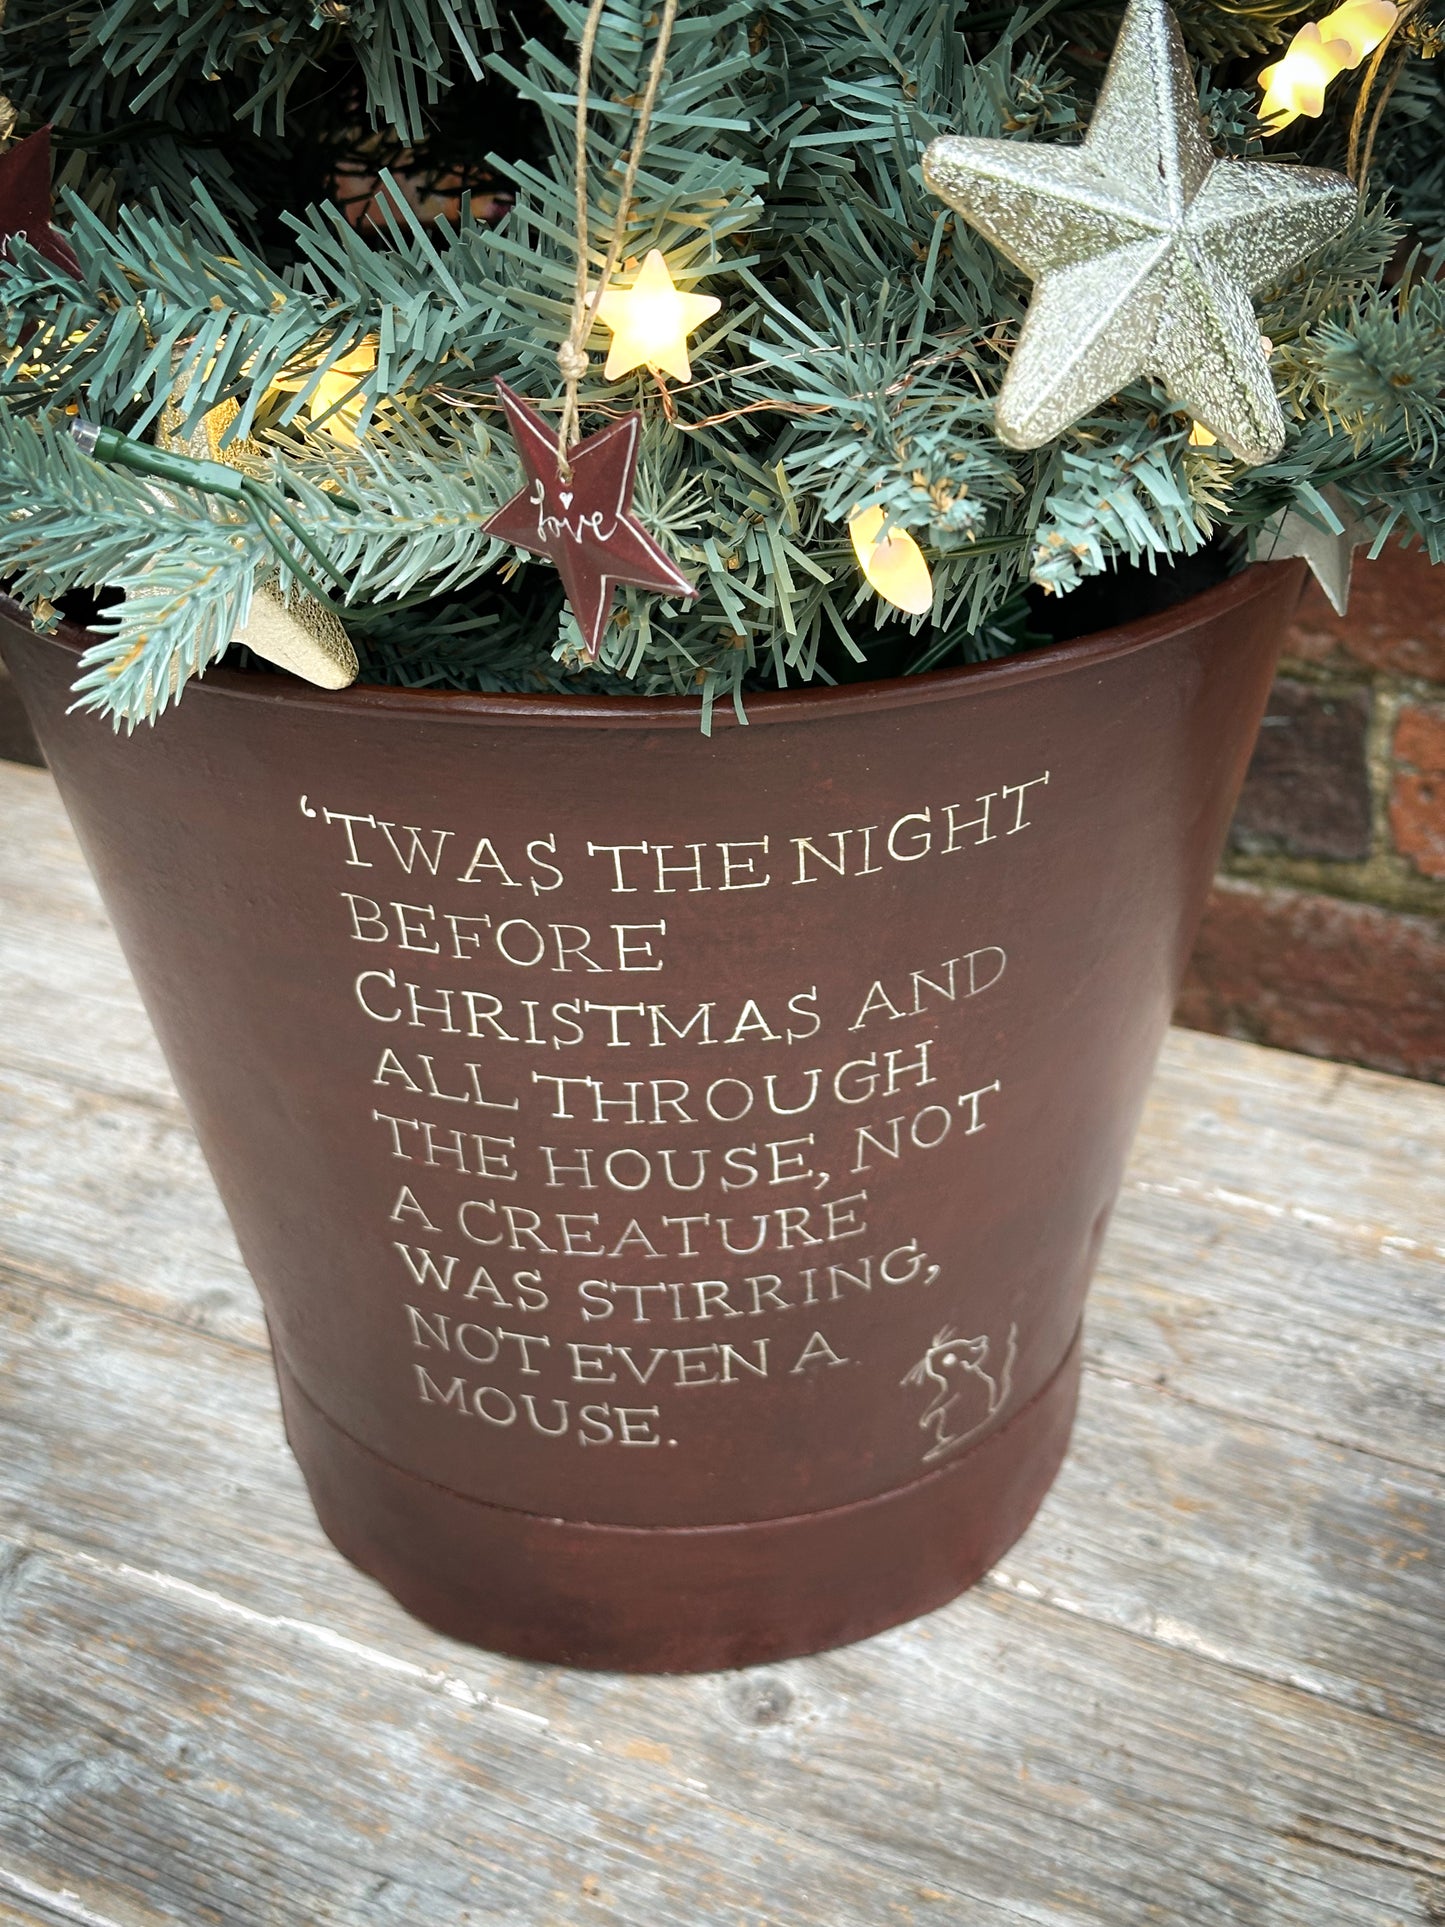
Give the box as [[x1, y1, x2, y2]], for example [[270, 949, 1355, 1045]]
[[71, 420, 353, 610]]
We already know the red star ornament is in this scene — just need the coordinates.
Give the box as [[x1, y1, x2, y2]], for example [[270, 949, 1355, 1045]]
[[0, 127, 81, 280], [483, 380, 695, 659]]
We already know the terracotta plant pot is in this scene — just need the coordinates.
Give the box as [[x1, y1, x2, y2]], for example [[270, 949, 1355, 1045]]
[[0, 560, 1303, 1672]]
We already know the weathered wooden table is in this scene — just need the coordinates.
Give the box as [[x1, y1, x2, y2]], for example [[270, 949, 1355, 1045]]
[[1, 756, 1442, 1927]]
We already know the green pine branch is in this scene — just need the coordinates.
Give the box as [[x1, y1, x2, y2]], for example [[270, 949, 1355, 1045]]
[[0, 411, 275, 722], [3, 0, 497, 146], [5, 0, 1445, 726]]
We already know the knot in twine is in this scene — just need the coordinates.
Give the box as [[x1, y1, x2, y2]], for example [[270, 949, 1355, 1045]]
[[553, 0, 680, 478], [556, 341, 590, 385]]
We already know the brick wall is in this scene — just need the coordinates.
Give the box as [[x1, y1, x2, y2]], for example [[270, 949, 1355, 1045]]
[[5, 557, 1443, 1081], [1177, 546, 1445, 1083]]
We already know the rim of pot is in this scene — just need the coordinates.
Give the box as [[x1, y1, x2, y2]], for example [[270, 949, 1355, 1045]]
[[0, 559, 1303, 734]]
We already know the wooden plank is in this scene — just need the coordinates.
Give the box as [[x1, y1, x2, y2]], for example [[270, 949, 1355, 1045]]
[[0, 766, 174, 1109], [1133, 1026, 1445, 1248], [1105, 1041, 1445, 1463], [1, 1528, 1440, 1927], [0, 1063, 262, 1351], [3, 1247, 1442, 1740], [1089, 1197, 1445, 1475], [0, 1873, 134, 1927]]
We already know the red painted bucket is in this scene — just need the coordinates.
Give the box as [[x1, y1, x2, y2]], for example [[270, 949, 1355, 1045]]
[[1, 560, 1300, 1671]]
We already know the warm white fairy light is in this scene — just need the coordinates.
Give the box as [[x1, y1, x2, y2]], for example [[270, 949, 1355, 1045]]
[[272, 340, 379, 444], [1257, 2, 1398, 132], [1317, 0, 1398, 61], [594, 249, 721, 383], [848, 506, 934, 615]]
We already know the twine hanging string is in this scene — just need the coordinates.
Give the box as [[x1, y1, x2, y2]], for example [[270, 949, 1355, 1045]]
[[1347, 0, 1426, 188], [555, 0, 682, 478]]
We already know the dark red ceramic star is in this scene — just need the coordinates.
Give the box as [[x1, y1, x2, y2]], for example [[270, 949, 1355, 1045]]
[[483, 380, 695, 658], [0, 126, 81, 280]]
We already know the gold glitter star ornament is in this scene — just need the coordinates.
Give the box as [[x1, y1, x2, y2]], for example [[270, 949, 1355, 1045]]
[[922, 0, 1356, 464]]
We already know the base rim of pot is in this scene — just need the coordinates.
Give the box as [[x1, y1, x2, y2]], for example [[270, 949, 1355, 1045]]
[[273, 1326, 1083, 1674]]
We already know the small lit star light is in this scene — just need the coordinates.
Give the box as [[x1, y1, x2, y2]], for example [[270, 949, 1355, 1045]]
[[1317, 0, 1399, 60], [594, 248, 721, 382], [848, 506, 934, 615], [1258, 2, 1398, 131]]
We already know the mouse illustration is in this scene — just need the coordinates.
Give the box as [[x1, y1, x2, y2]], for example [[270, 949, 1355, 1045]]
[[902, 1322, 1018, 1463]]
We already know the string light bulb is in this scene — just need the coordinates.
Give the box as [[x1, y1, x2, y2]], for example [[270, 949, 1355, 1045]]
[[1258, 22, 1354, 127], [848, 506, 934, 616], [594, 249, 721, 383], [1257, 2, 1398, 131], [1316, 0, 1398, 61], [273, 339, 379, 443]]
